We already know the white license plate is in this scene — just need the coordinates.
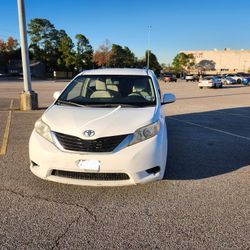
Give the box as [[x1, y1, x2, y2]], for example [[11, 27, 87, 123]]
[[77, 160, 100, 172]]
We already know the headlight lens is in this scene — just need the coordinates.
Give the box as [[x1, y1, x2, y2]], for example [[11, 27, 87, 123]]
[[129, 121, 160, 146], [35, 118, 53, 143]]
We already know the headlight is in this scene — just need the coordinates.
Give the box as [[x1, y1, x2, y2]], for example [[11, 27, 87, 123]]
[[129, 121, 160, 146], [34, 118, 53, 143]]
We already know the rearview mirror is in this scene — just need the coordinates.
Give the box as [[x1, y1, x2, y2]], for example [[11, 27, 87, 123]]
[[53, 91, 61, 100], [162, 93, 176, 105]]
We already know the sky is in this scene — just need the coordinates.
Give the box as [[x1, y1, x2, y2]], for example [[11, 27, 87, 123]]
[[1, 0, 250, 64]]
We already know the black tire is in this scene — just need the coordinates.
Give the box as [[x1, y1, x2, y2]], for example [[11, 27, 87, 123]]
[[219, 84, 223, 88], [199, 87, 203, 89], [237, 78, 241, 84]]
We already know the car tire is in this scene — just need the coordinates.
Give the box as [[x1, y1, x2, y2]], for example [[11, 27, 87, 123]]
[[199, 87, 203, 89], [237, 79, 241, 84], [219, 84, 223, 88]]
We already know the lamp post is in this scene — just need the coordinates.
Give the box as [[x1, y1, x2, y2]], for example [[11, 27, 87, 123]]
[[17, 0, 38, 110], [147, 25, 151, 69]]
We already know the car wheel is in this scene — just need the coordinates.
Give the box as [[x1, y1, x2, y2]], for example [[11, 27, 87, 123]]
[[237, 79, 241, 84], [199, 87, 203, 89], [219, 84, 223, 88]]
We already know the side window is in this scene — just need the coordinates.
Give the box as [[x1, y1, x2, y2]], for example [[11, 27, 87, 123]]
[[154, 78, 161, 96]]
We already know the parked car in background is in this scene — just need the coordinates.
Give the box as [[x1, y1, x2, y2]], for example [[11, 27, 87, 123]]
[[162, 73, 177, 82], [221, 76, 237, 85], [29, 68, 176, 186], [226, 73, 248, 84], [185, 74, 199, 82], [198, 76, 222, 89], [242, 77, 250, 86]]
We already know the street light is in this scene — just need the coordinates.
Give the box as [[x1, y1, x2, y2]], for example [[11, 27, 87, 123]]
[[147, 25, 151, 69], [17, 0, 38, 110]]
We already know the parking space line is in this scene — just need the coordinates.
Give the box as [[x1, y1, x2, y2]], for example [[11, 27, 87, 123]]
[[0, 100, 13, 156], [168, 117, 250, 141]]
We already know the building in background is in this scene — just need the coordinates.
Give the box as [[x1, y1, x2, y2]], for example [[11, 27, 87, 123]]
[[182, 49, 250, 74]]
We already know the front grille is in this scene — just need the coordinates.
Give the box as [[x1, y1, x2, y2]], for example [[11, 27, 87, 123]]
[[54, 132, 128, 152], [51, 170, 130, 181]]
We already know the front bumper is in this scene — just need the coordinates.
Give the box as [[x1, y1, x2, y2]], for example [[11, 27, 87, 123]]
[[29, 128, 167, 186], [198, 82, 214, 87]]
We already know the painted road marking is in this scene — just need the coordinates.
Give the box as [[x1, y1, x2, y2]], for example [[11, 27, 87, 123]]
[[168, 116, 250, 141], [0, 100, 13, 156]]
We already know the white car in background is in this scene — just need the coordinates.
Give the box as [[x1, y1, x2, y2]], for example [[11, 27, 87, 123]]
[[29, 68, 176, 186], [226, 73, 247, 84], [221, 76, 237, 85], [199, 76, 222, 89]]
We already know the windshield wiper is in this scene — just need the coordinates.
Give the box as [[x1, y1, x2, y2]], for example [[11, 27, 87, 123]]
[[57, 100, 86, 107]]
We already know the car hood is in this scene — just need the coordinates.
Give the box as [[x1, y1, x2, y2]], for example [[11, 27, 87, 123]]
[[42, 105, 157, 139]]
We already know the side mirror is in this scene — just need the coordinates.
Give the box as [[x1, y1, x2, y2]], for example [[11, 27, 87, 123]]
[[53, 91, 61, 100], [162, 93, 176, 105]]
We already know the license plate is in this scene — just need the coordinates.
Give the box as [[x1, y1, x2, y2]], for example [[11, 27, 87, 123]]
[[77, 160, 100, 172]]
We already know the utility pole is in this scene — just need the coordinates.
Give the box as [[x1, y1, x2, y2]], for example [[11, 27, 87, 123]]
[[147, 25, 151, 69], [17, 0, 38, 110]]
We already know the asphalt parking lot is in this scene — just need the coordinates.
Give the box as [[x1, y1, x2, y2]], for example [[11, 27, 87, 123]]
[[0, 79, 249, 249]]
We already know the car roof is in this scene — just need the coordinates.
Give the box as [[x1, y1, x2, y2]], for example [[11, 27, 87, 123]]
[[79, 68, 151, 76]]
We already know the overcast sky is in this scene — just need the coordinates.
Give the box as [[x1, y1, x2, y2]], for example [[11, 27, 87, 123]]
[[1, 0, 250, 64]]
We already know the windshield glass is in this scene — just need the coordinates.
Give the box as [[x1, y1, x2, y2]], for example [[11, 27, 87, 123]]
[[58, 75, 156, 107]]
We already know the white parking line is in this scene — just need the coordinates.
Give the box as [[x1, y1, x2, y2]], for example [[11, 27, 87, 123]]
[[168, 117, 250, 141]]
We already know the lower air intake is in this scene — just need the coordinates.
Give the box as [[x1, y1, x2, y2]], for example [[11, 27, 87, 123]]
[[51, 170, 130, 181]]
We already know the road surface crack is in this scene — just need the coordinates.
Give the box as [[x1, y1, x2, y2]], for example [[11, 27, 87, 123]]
[[50, 215, 81, 250], [0, 187, 97, 222]]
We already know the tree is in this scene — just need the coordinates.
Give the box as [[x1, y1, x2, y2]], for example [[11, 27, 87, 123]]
[[0, 37, 20, 71], [122, 46, 136, 67], [172, 52, 195, 73], [145, 50, 162, 76], [109, 44, 125, 67], [196, 60, 216, 71], [28, 18, 67, 73], [75, 34, 93, 71], [93, 40, 111, 67], [57, 34, 75, 71]]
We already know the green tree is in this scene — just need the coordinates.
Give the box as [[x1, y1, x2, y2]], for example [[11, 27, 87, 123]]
[[75, 34, 93, 71], [172, 52, 195, 73], [123, 46, 136, 67], [108, 44, 136, 68], [109, 44, 124, 67], [57, 34, 75, 71], [28, 18, 58, 68], [145, 50, 162, 76], [28, 18, 76, 73]]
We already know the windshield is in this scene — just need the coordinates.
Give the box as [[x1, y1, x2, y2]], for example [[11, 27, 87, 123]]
[[58, 75, 156, 107]]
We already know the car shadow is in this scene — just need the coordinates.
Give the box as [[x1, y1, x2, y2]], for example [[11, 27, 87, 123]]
[[222, 85, 247, 89], [164, 107, 250, 180]]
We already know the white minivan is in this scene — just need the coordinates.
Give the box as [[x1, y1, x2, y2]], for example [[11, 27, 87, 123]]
[[29, 68, 176, 186]]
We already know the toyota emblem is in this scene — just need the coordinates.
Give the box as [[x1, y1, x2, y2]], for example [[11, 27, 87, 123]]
[[83, 130, 95, 137]]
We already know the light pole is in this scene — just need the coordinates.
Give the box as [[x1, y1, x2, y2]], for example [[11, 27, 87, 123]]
[[147, 25, 151, 69], [17, 0, 38, 110]]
